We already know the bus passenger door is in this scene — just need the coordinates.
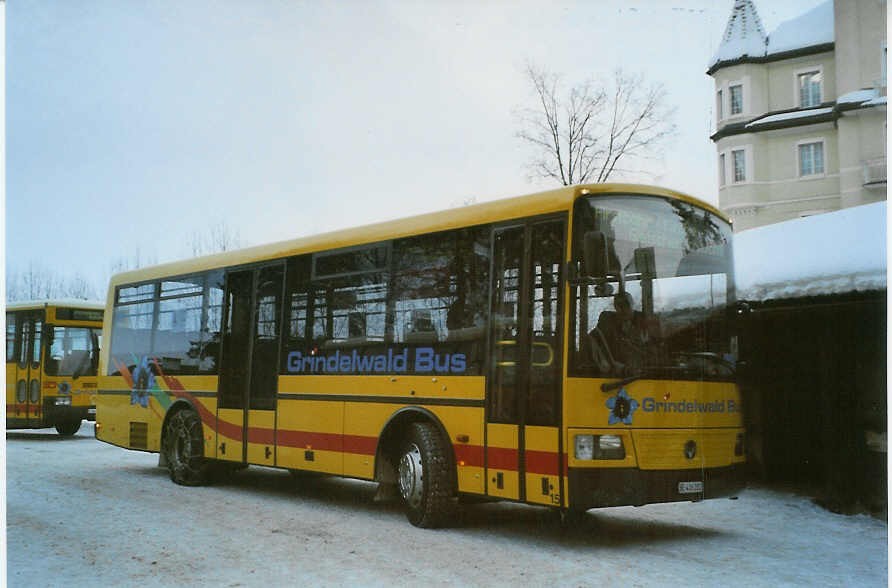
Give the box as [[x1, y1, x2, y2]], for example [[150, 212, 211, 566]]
[[217, 265, 284, 467], [487, 219, 564, 506], [13, 312, 44, 427]]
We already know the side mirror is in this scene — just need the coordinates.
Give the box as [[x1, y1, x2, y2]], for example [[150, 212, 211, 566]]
[[583, 231, 609, 278]]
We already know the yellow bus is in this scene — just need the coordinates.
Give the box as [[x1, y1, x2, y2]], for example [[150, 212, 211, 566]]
[[96, 184, 745, 526], [7, 300, 104, 436]]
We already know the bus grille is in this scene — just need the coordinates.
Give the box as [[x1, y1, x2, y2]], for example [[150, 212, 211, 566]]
[[129, 422, 148, 449]]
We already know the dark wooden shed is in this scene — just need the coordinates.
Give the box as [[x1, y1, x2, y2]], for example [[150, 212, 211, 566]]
[[734, 202, 886, 514]]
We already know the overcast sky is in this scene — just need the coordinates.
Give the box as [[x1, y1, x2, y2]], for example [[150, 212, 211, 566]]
[[6, 0, 826, 296]]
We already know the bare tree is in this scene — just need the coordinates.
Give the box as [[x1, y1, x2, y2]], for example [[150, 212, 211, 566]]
[[516, 64, 676, 186], [188, 220, 242, 257], [6, 262, 99, 302]]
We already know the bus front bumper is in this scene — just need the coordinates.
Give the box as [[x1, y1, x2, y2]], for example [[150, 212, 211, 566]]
[[567, 464, 746, 511]]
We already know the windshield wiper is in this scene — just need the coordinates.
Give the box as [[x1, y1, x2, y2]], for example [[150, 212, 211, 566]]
[[601, 373, 647, 393]]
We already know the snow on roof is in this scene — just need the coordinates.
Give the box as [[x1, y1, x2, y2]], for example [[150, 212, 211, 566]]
[[745, 106, 833, 128], [838, 88, 887, 109], [711, 0, 767, 64], [735, 201, 887, 301], [766, 0, 834, 55], [838, 89, 880, 104], [711, 0, 834, 68]]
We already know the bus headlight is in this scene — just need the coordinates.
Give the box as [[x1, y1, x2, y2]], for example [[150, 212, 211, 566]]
[[574, 434, 625, 460], [575, 435, 595, 460], [54, 397, 72, 406]]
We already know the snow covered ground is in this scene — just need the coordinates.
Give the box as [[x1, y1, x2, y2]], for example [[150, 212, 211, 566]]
[[6, 423, 888, 587]]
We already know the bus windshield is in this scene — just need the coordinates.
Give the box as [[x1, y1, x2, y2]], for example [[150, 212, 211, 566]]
[[570, 194, 735, 380], [45, 326, 101, 377]]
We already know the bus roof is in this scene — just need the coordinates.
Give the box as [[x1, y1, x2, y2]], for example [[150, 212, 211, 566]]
[[6, 299, 106, 312], [107, 183, 725, 289]]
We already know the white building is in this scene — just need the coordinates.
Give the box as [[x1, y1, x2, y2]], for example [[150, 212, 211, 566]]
[[709, 0, 887, 231]]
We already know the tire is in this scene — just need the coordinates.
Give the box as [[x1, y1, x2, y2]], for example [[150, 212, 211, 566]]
[[397, 422, 455, 528], [55, 419, 82, 437], [164, 408, 211, 486]]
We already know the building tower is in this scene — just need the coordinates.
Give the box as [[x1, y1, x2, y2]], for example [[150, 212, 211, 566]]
[[709, 0, 886, 231]]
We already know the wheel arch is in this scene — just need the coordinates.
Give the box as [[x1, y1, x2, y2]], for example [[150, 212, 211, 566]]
[[374, 406, 456, 490]]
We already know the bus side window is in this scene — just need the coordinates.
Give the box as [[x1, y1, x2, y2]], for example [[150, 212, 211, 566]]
[[6, 312, 17, 363], [282, 256, 311, 372]]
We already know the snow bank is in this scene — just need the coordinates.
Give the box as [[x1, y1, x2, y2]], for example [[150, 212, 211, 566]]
[[735, 202, 887, 301]]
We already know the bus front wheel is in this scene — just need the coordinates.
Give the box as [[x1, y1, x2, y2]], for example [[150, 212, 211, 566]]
[[55, 419, 81, 437], [164, 408, 210, 486], [397, 422, 454, 528]]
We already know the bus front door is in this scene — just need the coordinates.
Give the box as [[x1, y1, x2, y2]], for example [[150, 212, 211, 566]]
[[13, 312, 44, 427], [216, 264, 284, 467], [487, 219, 564, 506]]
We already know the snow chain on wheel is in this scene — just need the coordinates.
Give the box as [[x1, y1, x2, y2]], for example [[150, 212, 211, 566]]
[[164, 408, 210, 486], [397, 421, 455, 528]]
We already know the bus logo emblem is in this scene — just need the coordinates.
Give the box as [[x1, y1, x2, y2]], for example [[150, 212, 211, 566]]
[[684, 440, 697, 460], [606, 388, 639, 425]]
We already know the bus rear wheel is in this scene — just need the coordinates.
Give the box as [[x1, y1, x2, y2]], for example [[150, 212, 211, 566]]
[[55, 419, 81, 437], [164, 408, 210, 486], [397, 422, 455, 528]]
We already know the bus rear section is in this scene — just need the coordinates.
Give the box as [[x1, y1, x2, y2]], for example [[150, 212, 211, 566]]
[[6, 301, 104, 436]]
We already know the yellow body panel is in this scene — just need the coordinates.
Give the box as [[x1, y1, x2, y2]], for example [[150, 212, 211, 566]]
[[278, 374, 484, 400], [485, 423, 520, 500], [95, 392, 163, 452], [524, 425, 562, 506], [633, 428, 744, 470], [215, 407, 245, 462], [275, 400, 345, 474], [564, 378, 742, 429], [246, 410, 276, 466]]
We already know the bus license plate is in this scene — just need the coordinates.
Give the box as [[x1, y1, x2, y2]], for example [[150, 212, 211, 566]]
[[678, 481, 703, 494]]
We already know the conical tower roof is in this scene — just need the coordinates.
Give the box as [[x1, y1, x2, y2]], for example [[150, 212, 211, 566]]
[[711, 0, 767, 66]]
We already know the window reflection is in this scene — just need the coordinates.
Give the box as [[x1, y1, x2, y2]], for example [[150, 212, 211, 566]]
[[109, 271, 224, 375], [571, 195, 735, 380]]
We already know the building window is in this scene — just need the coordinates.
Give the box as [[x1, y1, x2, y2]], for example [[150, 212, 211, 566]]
[[798, 141, 825, 176], [732, 149, 746, 182], [719, 153, 726, 186], [716, 89, 723, 121], [797, 70, 822, 107], [729, 84, 743, 115]]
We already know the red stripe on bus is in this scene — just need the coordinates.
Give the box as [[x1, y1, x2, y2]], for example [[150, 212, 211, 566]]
[[7, 404, 42, 414], [142, 370, 565, 472], [343, 434, 378, 455], [276, 429, 343, 452], [454, 444, 485, 467], [525, 449, 561, 476], [486, 446, 518, 470], [247, 426, 275, 445]]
